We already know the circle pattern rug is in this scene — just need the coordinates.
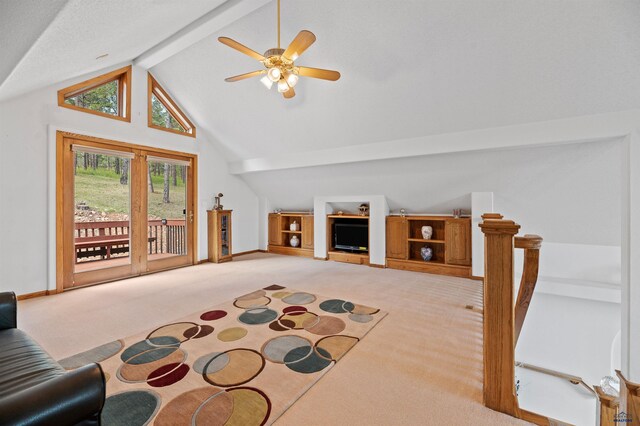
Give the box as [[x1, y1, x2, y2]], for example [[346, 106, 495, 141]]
[[60, 286, 386, 426]]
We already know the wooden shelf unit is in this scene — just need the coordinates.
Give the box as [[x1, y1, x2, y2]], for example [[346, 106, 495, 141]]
[[208, 210, 232, 263], [326, 215, 370, 265], [268, 213, 314, 258], [386, 215, 471, 277]]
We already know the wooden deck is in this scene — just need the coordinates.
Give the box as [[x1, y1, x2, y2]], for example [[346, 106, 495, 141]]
[[74, 253, 178, 272]]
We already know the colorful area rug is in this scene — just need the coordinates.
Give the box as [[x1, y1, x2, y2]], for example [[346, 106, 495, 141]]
[[59, 285, 386, 425]]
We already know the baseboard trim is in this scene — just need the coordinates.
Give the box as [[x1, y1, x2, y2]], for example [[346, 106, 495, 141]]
[[369, 264, 385, 269], [17, 290, 52, 301], [197, 250, 267, 265], [314, 256, 328, 261], [235, 249, 267, 257], [470, 275, 484, 281]]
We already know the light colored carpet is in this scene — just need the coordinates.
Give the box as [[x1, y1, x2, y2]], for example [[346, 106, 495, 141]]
[[18, 253, 529, 425]]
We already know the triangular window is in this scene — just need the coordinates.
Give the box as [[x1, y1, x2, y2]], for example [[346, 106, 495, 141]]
[[148, 73, 195, 137], [58, 66, 131, 122]]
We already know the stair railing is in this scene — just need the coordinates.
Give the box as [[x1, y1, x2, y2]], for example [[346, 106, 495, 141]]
[[480, 213, 560, 425]]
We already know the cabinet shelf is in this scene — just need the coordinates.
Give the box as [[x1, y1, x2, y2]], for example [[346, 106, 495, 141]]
[[407, 238, 445, 243], [281, 230, 302, 234], [327, 214, 368, 219], [405, 258, 445, 265]]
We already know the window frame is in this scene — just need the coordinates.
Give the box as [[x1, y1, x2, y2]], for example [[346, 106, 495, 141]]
[[147, 73, 196, 138], [57, 65, 132, 122]]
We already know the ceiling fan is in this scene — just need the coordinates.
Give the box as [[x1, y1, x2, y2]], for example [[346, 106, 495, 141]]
[[218, 0, 340, 99]]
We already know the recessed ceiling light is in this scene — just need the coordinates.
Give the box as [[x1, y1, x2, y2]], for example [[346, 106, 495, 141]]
[[96, 53, 109, 60]]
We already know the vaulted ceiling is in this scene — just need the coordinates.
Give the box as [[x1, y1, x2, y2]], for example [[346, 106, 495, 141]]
[[150, 0, 640, 162], [1, 0, 639, 164]]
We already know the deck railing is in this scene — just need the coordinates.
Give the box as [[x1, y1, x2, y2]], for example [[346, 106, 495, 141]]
[[74, 219, 186, 262]]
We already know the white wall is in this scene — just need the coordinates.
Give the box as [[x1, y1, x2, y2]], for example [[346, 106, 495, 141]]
[[0, 64, 259, 296], [243, 138, 622, 246]]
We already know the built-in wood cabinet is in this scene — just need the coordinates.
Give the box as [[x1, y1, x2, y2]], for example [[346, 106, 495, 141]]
[[385, 215, 471, 277], [268, 213, 314, 258], [208, 210, 232, 263], [327, 214, 370, 265]]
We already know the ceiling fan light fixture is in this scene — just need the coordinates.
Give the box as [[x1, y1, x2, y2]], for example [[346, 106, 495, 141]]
[[267, 67, 281, 82], [218, 0, 340, 99], [285, 72, 299, 87], [277, 79, 290, 93], [260, 75, 274, 89]]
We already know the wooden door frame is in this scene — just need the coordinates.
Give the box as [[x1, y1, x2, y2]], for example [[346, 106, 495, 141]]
[[55, 131, 198, 292]]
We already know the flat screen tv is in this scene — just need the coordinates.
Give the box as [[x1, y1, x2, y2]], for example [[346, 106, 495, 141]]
[[334, 223, 368, 252]]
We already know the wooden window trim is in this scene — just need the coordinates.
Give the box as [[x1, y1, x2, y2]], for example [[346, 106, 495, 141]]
[[57, 65, 132, 122], [148, 73, 196, 138]]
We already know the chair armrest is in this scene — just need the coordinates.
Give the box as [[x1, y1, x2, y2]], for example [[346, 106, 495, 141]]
[[0, 292, 16, 330], [0, 363, 105, 426]]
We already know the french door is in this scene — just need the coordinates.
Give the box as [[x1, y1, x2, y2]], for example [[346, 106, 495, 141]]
[[56, 132, 197, 290]]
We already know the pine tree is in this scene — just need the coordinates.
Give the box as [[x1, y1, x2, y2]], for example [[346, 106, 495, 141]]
[[163, 163, 170, 203], [120, 159, 129, 185]]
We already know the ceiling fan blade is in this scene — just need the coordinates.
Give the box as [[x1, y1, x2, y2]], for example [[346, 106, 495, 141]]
[[282, 30, 316, 61], [283, 87, 296, 99], [218, 37, 265, 61], [297, 66, 341, 81], [224, 70, 266, 82]]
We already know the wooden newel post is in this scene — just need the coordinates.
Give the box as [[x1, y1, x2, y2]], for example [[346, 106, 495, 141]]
[[594, 385, 620, 426], [479, 213, 521, 416], [616, 370, 640, 426]]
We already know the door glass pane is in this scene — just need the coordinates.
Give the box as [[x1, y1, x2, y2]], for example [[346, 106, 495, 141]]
[[147, 160, 188, 260], [74, 151, 131, 272]]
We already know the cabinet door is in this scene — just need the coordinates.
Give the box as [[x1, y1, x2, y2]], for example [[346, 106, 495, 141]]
[[386, 217, 408, 259], [219, 213, 231, 258], [301, 216, 314, 249], [268, 215, 282, 246], [445, 219, 471, 265]]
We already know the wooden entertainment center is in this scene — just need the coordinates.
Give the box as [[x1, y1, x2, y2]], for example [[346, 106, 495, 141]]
[[326, 215, 370, 266], [267, 212, 472, 278]]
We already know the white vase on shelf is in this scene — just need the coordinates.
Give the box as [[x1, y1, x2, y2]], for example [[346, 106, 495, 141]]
[[290, 221, 299, 231], [290, 235, 300, 247], [421, 226, 433, 240]]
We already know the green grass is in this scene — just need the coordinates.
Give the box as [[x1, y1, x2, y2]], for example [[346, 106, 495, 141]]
[[74, 169, 186, 219]]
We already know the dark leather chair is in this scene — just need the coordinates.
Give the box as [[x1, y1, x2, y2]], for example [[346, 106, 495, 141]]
[[0, 292, 106, 425]]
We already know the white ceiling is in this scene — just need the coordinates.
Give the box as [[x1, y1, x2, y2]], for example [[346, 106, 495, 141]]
[[150, 0, 640, 161], [0, 0, 227, 101]]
